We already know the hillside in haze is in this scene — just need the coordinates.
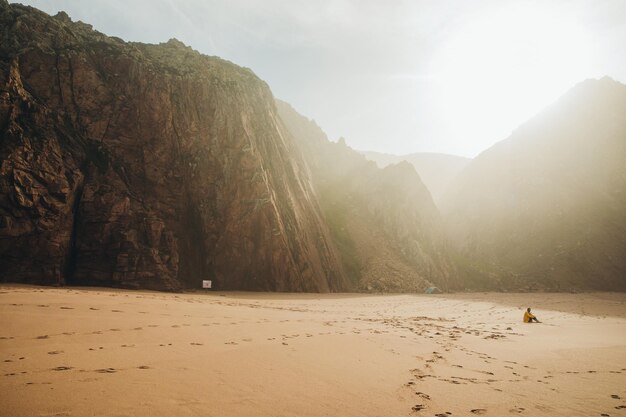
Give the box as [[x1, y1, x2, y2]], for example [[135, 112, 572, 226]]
[[361, 151, 470, 203], [441, 77, 626, 290], [0, 2, 349, 291], [277, 100, 458, 292]]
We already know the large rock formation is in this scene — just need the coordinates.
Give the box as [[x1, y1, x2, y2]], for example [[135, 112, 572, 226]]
[[0, 2, 348, 291], [276, 100, 458, 292], [441, 77, 626, 290], [360, 151, 470, 204]]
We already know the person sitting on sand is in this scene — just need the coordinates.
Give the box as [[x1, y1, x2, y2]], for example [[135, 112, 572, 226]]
[[523, 307, 540, 323]]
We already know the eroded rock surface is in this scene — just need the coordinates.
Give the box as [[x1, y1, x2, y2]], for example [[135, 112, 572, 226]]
[[0, 2, 347, 291]]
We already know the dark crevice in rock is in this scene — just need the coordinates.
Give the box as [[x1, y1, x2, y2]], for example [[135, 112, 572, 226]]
[[64, 178, 83, 285], [178, 199, 210, 289], [67, 56, 81, 124]]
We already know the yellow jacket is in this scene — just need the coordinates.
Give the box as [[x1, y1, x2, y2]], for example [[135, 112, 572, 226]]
[[523, 310, 536, 323]]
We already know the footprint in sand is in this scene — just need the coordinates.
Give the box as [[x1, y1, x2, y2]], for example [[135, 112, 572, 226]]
[[471, 409, 487, 414], [35, 335, 49, 339], [47, 351, 64, 355], [137, 365, 151, 369], [95, 368, 117, 373], [190, 342, 203, 346], [415, 392, 431, 400], [411, 404, 426, 411], [60, 306, 74, 310], [52, 366, 72, 371], [509, 407, 525, 413], [611, 394, 621, 399], [89, 307, 99, 310]]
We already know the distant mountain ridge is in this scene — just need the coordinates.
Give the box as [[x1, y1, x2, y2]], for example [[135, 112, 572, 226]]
[[441, 76, 626, 290], [360, 151, 470, 203]]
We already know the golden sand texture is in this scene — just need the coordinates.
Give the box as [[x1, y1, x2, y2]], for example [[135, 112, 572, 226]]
[[1, 285, 625, 417]]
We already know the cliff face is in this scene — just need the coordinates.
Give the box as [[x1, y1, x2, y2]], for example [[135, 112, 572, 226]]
[[276, 100, 458, 292], [441, 78, 626, 290], [0, 2, 348, 291]]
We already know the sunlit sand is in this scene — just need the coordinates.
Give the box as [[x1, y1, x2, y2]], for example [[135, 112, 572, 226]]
[[1, 285, 625, 416]]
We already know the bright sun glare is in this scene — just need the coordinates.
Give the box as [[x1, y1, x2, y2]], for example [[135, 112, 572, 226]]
[[428, 3, 595, 155]]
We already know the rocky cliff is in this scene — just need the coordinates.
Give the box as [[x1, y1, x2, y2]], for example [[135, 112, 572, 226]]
[[0, 2, 349, 291], [441, 77, 626, 290], [276, 100, 458, 292]]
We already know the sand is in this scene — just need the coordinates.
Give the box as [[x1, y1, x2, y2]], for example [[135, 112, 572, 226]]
[[1, 285, 625, 417]]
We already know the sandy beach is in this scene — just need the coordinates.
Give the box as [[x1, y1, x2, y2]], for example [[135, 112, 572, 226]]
[[1, 285, 625, 417]]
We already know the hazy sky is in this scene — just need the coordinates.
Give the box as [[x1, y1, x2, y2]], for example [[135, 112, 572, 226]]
[[12, 0, 626, 157]]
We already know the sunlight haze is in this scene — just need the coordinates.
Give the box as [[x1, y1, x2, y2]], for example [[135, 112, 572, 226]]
[[428, 2, 597, 156], [12, 0, 626, 157]]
